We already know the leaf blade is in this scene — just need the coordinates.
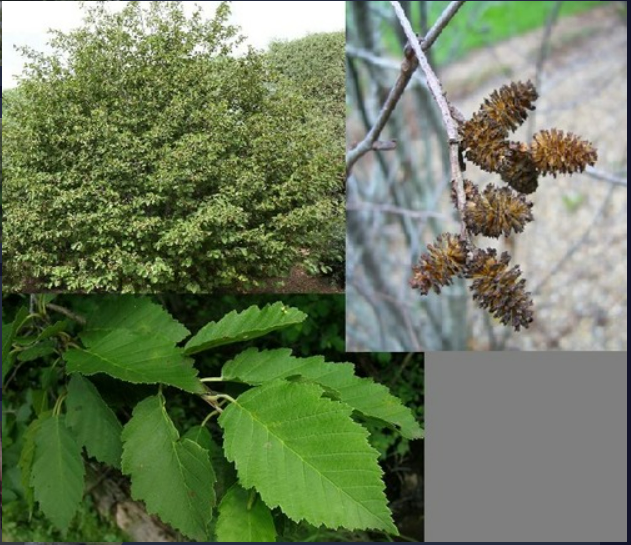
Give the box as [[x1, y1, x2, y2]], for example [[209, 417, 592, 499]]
[[223, 348, 423, 439], [216, 484, 277, 543], [30, 415, 85, 531], [184, 302, 307, 355], [19, 411, 52, 514], [64, 328, 204, 393], [219, 380, 397, 533], [121, 395, 216, 541], [2, 307, 30, 383], [17, 340, 57, 362], [66, 374, 123, 468], [83, 296, 190, 343]]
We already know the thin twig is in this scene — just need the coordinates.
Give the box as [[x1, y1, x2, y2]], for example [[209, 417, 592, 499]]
[[532, 185, 616, 296], [389, 352, 415, 386], [46, 303, 88, 326], [346, 57, 419, 176], [347, 42, 466, 122], [585, 166, 627, 187], [346, 45, 429, 89], [346, 0, 466, 175], [347, 202, 448, 221], [390, 0, 469, 238], [496, 184, 618, 349], [527, 0, 563, 139]]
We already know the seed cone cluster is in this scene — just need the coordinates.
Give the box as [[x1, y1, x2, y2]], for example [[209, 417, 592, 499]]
[[411, 80, 597, 332], [410, 235, 534, 331], [459, 80, 597, 194]]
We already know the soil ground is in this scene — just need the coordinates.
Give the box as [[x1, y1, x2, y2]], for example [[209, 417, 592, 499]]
[[247, 266, 343, 294]]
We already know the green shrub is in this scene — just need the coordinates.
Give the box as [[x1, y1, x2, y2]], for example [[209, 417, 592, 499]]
[[2, 1, 343, 293], [266, 31, 346, 281], [268, 31, 346, 120]]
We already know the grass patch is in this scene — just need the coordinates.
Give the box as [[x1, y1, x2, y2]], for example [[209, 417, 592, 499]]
[[361, 1, 609, 65]]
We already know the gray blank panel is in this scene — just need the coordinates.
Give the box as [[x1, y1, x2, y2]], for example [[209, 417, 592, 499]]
[[426, 351, 627, 542]]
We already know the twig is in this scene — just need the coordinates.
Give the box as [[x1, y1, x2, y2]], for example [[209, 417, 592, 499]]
[[346, 56, 418, 176], [389, 352, 415, 386], [390, 0, 469, 239], [346, 0, 466, 176], [347, 42, 467, 123], [495, 184, 618, 349], [46, 303, 88, 326], [347, 202, 448, 221], [527, 0, 562, 139], [346, 45, 430, 92], [372, 140, 398, 151], [532, 184, 616, 296], [585, 166, 627, 187]]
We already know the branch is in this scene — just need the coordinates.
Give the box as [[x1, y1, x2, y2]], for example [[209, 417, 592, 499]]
[[46, 303, 87, 326], [347, 201, 448, 221], [346, 0, 466, 176], [527, 0, 562, 138], [390, 0, 469, 238], [346, 44, 428, 87], [532, 184, 616, 296], [585, 166, 627, 187]]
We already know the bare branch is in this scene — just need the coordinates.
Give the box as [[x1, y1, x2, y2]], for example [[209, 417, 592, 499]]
[[527, 0, 562, 138], [347, 202, 449, 221], [390, 0, 469, 238], [346, 56, 419, 176], [423, 0, 467, 50], [346, 0, 466, 175], [585, 166, 628, 187], [532, 185, 616, 296], [345, 44, 428, 87], [372, 140, 398, 151], [46, 303, 87, 326]]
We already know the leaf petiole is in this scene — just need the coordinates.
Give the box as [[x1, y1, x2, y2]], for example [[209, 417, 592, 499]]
[[200, 376, 224, 383]]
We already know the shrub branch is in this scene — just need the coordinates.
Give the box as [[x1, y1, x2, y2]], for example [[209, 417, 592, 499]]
[[390, 0, 469, 238], [345, 0, 466, 177]]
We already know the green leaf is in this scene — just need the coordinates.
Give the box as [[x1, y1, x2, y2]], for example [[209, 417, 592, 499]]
[[3, 489, 18, 503], [19, 411, 52, 514], [2, 307, 30, 383], [38, 319, 70, 340], [121, 394, 216, 541], [182, 425, 215, 452], [223, 348, 423, 440], [183, 426, 237, 500], [215, 484, 277, 543], [64, 328, 204, 394], [30, 415, 85, 531], [184, 302, 307, 355], [17, 340, 57, 362], [2, 322, 14, 381], [219, 380, 397, 533], [66, 374, 123, 468], [82, 297, 190, 344]]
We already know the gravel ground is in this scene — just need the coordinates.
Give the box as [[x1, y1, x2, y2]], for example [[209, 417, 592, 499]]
[[439, 4, 627, 350]]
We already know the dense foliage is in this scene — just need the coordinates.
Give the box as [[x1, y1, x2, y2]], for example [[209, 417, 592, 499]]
[[268, 32, 346, 120], [2, 1, 344, 292], [2, 296, 423, 541], [266, 31, 346, 283]]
